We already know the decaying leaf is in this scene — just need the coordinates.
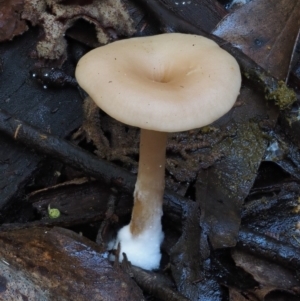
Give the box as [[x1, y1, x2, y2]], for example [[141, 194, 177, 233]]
[[21, 0, 136, 59], [214, 0, 300, 80], [0, 0, 28, 42]]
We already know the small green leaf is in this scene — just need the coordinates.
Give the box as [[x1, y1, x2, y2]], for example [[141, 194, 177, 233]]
[[48, 204, 61, 219]]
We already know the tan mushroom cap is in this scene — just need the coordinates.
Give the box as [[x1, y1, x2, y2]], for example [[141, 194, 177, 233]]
[[76, 33, 241, 132]]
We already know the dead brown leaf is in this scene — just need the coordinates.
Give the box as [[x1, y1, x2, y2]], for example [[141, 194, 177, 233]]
[[0, 0, 28, 42], [21, 0, 135, 59], [214, 0, 300, 80]]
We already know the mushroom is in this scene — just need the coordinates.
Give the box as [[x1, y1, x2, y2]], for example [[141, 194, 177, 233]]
[[75, 33, 241, 270]]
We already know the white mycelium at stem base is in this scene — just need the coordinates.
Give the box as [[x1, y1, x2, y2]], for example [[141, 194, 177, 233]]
[[115, 129, 167, 269], [75, 33, 242, 270]]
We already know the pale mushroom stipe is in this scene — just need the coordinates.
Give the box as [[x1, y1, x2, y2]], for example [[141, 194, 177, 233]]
[[75, 33, 241, 270]]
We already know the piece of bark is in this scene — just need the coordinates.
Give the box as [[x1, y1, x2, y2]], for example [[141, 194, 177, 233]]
[[29, 178, 112, 222], [170, 199, 224, 301], [0, 227, 145, 301], [237, 227, 300, 272], [125, 265, 190, 301], [232, 249, 300, 300]]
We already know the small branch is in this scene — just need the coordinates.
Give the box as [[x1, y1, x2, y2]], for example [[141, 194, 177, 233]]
[[0, 108, 135, 191], [134, 0, 296, 110], [0, 108, 186, 215], [237, 227, 300, 271], [131, 266, 190, 301], [121, 257, 190, 301]]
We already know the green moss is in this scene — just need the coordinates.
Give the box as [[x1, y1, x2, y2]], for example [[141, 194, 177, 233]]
[[48, 205, 61, 219], [214, 121, 267, 199], [243, 72, 250, 79], [266, 81, 296, 110], [200, 126, 217, 134]]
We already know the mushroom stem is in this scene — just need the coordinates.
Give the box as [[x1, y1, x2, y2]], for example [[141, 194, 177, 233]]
[[130, 129, 167, 236]]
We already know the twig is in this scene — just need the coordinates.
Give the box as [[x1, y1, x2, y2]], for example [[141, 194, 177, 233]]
[[131, 267, 191, 301], [134, 0, 296, 110], [96, 188, 118, 246], [293, 235, 300, 245], [0, 108, 135, 191], [121, 256, 190, 301], [0, 108, 186, 215], [237, 227, 300, 271]]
